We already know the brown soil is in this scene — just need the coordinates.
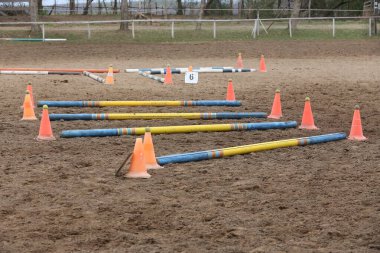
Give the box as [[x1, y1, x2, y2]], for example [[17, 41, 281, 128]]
[[0, 40, 379, 253]]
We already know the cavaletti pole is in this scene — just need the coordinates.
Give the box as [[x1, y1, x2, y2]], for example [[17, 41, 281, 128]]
[[49, 112, 267, 121], [156, 133, 347, 165], [60, 121, 297, 138], [37, 100, 242, 107]]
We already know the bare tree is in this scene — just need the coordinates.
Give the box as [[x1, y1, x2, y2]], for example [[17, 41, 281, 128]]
[[113, 0, 118, 14], [120, 0, 129, 31], [83, 0, 94, 15], [196, 0, 205, 30], [30, 0, 40, 32], [69, 0, 75, 14], [177, 0, 183, 15], [290, 0, 302, 32]]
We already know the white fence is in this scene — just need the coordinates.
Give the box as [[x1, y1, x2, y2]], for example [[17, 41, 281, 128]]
[[0, 16, 379, 41]]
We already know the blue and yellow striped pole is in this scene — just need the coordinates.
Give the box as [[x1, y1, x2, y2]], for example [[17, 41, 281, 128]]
[[156, 133, 347, 165], [60, 121, 297, 138], [37, 100, 242, 107], [49, 112, 267, 121]]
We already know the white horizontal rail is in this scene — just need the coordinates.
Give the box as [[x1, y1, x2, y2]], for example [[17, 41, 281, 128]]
[[0, 16, 379, 25]]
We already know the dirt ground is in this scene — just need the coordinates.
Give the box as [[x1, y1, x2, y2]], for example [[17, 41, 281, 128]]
[[0, 40, 379, 253]]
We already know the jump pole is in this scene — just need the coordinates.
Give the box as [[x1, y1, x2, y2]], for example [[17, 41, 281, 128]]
[[37, 100, 242, 107], [125, 67, 234, 73], [0, 70, 81, 75], [49, 112, 267, 121], [138, 71, 164, 83], [156, 133, 347, 165], [0, 38, 67, 42], [83, 71, 105, 83], [145, 68, 257, 75], [60, 121, 297, 138], [0, 68, 120, 73]]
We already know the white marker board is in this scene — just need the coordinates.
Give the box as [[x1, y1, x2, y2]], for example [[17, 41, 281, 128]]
[[185, 72, 198, 84]]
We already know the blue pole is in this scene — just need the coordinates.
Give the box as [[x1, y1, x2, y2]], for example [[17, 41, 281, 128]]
[[156, 133, 347, 165], [60, 121, 298, 138]]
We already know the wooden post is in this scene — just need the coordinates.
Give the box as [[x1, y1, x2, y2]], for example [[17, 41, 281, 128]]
[[42, 24, 45, 41], [87, 23, 91, 39], [213, 21, 216, 39], [332, 18, 335, 38], [171, 21, 174, 38], [252, 19, 257, 39], [369, 17, 372, 37], [132, 21, 135, 38]]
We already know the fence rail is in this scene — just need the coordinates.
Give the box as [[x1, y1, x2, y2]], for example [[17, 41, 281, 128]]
[[0, 16, 379, 40]]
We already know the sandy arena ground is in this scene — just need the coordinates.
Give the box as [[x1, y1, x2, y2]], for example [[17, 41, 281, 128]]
[[0, 40, 379, 252]]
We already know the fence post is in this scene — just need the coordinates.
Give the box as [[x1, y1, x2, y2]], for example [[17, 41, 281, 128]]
[[369, 18, 372, 37], [256, 10, 260, 36], [332, 18, 335, 38], [252, 19, 257, 39], [213, 21, 216, 39], [289, 19, 292, 38], [171, 21, 174, 39], [132, 21, 135, 39], [42, 24, 45, 42], [87, 23, 91, 39]]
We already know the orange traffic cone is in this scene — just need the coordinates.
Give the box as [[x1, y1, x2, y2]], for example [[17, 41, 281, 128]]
[[143, 131, 163, 169], [125, 138, 151, 179], [37, 105, 55, 141], [26, 82, 35, 108], [299, 97, 319, 130], [164, 64, 173, 84], [268, 89, 282, 119], [21, 90, 37, 120], [259, 55, 267, 73], [236, 52, 244, 69], [226, 79, 236, 101], [348, 105, 367, 141], [105, 65, 114, 84]]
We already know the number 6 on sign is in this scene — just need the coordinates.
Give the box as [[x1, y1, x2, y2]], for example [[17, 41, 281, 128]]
[[185, 71, 198, 84]]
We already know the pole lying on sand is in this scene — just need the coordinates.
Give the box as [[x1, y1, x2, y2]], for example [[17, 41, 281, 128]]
[[60, 121, 297, 138], [0, 68, 120, 73], [49, 112, 267, 121], [156, 133, 347, 165], [83, 71, 105, 83], [145, 68, 257, 75], [0, 38, 67, 42], [139, 71, 164, 83], [0, 70, 81, 75], [37, 100, 242, 107], [125, 67, 234, 73]]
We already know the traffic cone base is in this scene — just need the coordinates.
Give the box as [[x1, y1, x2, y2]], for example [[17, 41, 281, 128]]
[[105, 65, 114, 84], [125, 171, 151, 179], [299, 124, 319, 130], [226, 79, 236, 101], [21, 91, 37, 121], [348, 105, 367, 141], [259, 55, 267, 73], [268, 89, 282, 119], [37, 135, 56, 141], [125, 138, 151, 179], [37, 105, 55, 141], [268, 114, 282, 119], [299, 97, 318, 130]]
